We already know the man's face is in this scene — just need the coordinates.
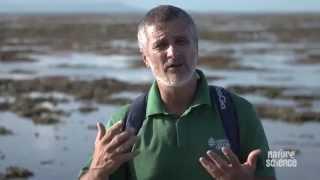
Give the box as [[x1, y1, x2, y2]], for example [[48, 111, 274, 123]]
[[141, 18, 198, 87]]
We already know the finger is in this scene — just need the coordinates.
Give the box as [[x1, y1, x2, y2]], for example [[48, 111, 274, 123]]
[[106, 128, 136, 152], [95, 122, 106, 144], [98, 122, 106, 139], [102, 121, 123, 143], [199, 157, 223, 178], [107, 151, 140, 165], [113, 136, 138, 156], [222, 147, 241, 168], [246, 149, 261, 169], [207, 151, 229, 171]]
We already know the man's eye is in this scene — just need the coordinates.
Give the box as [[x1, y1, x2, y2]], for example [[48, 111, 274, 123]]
[[154, 42, 168, 50], [176, 38, 189, 45]]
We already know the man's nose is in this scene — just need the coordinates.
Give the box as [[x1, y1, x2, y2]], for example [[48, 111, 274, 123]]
[[166, 44, 178, 59]]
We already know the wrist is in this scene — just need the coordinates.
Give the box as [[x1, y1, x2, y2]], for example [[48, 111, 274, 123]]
[[85, 167, 109, 180]]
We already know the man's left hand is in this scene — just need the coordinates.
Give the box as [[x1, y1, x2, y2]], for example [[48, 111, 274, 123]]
[[199, 147, 261, 180]]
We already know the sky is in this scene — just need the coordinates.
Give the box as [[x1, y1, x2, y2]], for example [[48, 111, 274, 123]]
[[125, 0, 320, 12], [1, 0, 320, 13]]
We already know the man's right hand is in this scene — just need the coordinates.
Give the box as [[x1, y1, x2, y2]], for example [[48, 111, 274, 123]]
[[86, 121, 138, 179]]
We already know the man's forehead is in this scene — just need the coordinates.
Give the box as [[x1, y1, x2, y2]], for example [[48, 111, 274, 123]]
[[144, 20, 192, 39]]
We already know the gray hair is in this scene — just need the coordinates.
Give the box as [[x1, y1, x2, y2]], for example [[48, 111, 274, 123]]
[[137, 5, 198, 50]]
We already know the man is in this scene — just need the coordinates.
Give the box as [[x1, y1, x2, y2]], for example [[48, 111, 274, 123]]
[[80, 5, 276, 180]]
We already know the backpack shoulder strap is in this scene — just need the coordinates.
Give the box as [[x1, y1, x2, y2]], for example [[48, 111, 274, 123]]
[[122, 92, 148, 134], [122, 93, 148, 180], [209, 85, 241, 158]]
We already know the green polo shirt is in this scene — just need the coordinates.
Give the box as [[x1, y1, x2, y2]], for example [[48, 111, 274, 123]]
[[80, 70, 275, 180]]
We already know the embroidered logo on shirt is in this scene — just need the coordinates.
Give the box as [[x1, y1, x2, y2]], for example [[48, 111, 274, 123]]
[[208, 137, 216, 147], [208, 137, 230, 150]]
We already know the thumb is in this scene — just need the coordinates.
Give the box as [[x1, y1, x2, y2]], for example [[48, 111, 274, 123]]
[[246, 149, 262, 169], [95, 122, 106, 143]]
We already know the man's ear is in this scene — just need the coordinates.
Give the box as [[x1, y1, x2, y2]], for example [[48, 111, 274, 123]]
[[141, 51, 149, 68], [143, 56, 149, 68]]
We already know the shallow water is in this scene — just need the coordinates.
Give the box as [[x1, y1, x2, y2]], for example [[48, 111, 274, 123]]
[[0, 101, 118, 180], [1, 41, 319, 88]]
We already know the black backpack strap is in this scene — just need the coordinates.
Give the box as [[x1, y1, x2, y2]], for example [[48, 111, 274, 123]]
[[122, 93, 148, 180], [209, 86, 241, 158], [122, 93, 148, 133]]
